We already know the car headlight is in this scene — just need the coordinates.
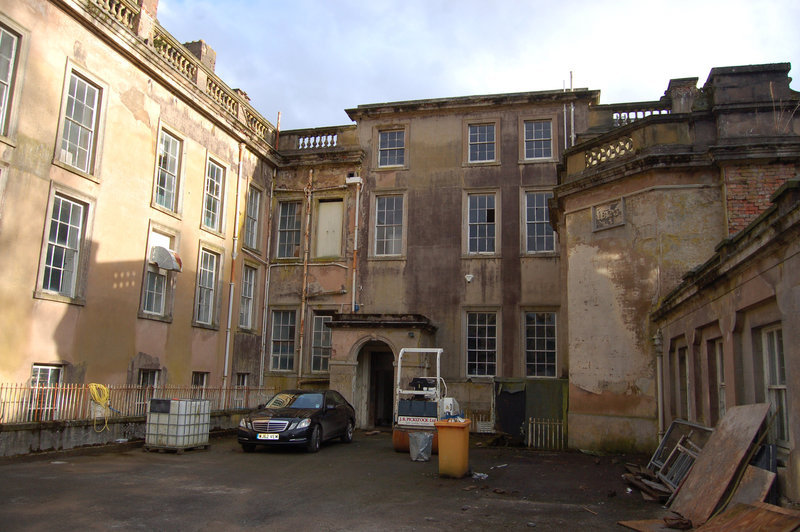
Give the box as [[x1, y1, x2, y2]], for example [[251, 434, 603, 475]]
[[239, 418, 252, 430], [296, 418, 311, 430]]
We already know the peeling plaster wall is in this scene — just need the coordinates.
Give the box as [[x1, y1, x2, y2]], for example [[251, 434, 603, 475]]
[[0, 1, 274, 386], [564, 182, 726, 452]]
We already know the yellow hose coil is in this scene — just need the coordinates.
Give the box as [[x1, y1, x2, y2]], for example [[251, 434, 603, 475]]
[[88, 383, 110, 433]]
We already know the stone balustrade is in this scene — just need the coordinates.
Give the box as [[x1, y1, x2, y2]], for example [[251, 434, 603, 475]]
[[588, 101, 672, 131], [93, 0, 139, 31], [152, 26, 198, 81], [86, 0, 277, 148], [206, 76, 238, 115], [297, 131, 338, 150], [612, 107, 671, 127], [279, 126, 359, 153]]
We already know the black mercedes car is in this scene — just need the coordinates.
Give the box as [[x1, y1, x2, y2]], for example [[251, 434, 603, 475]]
[[237, 389, 356, 453]]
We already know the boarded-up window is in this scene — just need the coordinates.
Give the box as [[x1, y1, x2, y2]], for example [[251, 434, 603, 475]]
[[315, 199, 343, 257]]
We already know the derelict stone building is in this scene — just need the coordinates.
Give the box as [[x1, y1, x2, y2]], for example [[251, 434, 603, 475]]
[[0, 0, 797, 500]]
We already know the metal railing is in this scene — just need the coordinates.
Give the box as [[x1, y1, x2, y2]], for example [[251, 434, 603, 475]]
[[527, 417, 565, 450], [0, 383, 275, 424]]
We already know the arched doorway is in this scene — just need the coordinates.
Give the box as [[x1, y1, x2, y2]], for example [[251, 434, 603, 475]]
[[354, 341, 394, 429]]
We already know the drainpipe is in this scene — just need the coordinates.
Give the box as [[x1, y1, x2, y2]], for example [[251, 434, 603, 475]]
[[258, 114, 280, 386], [569, 71, 576, 147], [223, 142, 246, 400], [258, 171, 276, 386], [346, 175, 363, 312], [297, 169, 314, 380], [653, 329, 665, 438]]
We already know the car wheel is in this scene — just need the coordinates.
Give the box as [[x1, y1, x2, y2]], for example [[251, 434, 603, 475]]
[[241, 443, 255, 453], [306, 425, 321, 453], [341, 419, 354, 443]]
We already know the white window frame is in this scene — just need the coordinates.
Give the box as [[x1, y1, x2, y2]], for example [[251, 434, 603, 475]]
[[374, 194, 405, 256], [202, 157, 225, 233], [524, 312, 557, 377], [762, 325, 788, 446], [466, 311, 498, 377], [466, 191, 498, 255], [152, 126, 184, 214], [466, 122, 497, 163], [35, 185, 94, 304], [276, 200, 302, 259], [311, 313, 332, 373], [0, 18, 25, 139], [55, 65, 106, 177], [270, 309, 296, 371], [378, 129, 405, 168], [523, 119, 553, 160], [525, 191, 556, 253], [243, 185, 262, 251], [139, 225, 178, 321], [194, 247, 221, 327], [30, 364, 63, 421], [239, 263, 257, 330]]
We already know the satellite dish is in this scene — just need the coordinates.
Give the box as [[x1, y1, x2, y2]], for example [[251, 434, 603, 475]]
[[150, 246, 182, 272]]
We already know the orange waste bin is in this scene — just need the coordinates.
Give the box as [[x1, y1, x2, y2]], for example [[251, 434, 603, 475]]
[[434, 419, 471, 478]]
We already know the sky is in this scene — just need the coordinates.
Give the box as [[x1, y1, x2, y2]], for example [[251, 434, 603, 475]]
[[157, 0, 800, 131]]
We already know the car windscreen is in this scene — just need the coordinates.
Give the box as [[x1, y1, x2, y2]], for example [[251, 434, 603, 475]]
[[264, 392, 323, 409]]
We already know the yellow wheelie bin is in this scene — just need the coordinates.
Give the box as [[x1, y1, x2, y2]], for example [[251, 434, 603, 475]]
[[434, 419, 471, 478]]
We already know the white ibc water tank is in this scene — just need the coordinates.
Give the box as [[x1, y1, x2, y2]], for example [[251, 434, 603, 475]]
[[145, 399, 210, 451]]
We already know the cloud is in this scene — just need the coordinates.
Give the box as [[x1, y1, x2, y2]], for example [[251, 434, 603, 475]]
[[158, 0, 800, 130]]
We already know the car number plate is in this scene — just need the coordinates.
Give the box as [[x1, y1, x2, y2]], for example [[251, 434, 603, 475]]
[[257, 433, 279, 440]]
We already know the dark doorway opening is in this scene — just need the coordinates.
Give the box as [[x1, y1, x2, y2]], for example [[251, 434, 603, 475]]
[[370, 351, 394, 427]]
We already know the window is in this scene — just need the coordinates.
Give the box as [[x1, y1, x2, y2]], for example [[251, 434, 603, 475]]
[[375, 195, 404, 256], [468, 193, 496, 253], [763, 326, 788, 444], [277, 201, 301, 258], [468, 123, 495, 162], [244, 186, 262, 250], [141, 229, 176, 318], [138, 369, 159, 387], [58, 71, 101, 174], [234, 373, 249, 407], [315, 199, 343, 257], [379, 129, 405, 167], [524, 120, 552, 159], [0, 24, 20, 136], [30, 365, 62, 422], [525, 192, 555, 252], [195, 248, 219, 326], [31, 364, 61, 387], [41, 193, 86, 298], [525, 312, 556, 377], [271, 310, 296, 371], [311, 314, 332, 372], [202, 159, 224, 232], [467, 312, 497, 376], [676, 346, 689, 420], [154, 129, 182, 212], [135, 368, 160, 415], [191, 371, 208, 388], [239, 264, 257, 329], [713, 338, 726, 421]]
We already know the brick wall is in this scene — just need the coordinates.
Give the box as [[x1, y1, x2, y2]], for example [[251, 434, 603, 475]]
[[724, 164, 797, 235]]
